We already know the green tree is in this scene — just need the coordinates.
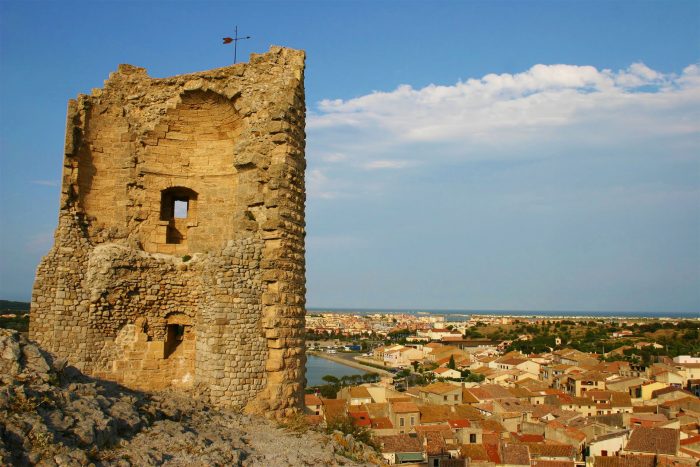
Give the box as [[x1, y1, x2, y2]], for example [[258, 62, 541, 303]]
[[322, 375, 339, 385], [319, 384, 338, 398], [448, 355, 456, 370], [362, 372, 378, 383]]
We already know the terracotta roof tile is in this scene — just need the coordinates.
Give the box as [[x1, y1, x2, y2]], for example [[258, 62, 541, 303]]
[[364, 402, 389, 418], [420, 381, 461, 395], [348, 410, 371, 427], [414, 423, 453, 436], [418, 405, 452, 423], [525, 443, 576, 459], [502, 443, 530, 465], [449, 419, 470, 428], [421, 431, 448, 455], [371, 417, 393, 429], [459, 444, 489, 461], [484, 441, 501, 464], [392, 401, 420, 414], [512, 433, 545, 443], [594, 455, 655, 467], [531, 461, 575, 467], [305, 394, 322, 406], [480, 419, 506, 433], [680, 434, 700, 447], [320, 398, 347, 420], [452, 404, 484, 420], [348, 386, 372, 399], [377, 434, 423, 453], [625, 427, 679, 455]]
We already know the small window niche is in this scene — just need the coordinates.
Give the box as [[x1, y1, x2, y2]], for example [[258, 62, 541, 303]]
[[160, 187, 197, 245], [165, 324, 185, 358], [163, 313, 193, 359]]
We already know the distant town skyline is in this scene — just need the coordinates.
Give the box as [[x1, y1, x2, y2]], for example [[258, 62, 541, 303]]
[[1, 1, 698, 312]]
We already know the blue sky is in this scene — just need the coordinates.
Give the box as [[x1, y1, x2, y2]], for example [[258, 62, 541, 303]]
[[0, 1, 698, 312]]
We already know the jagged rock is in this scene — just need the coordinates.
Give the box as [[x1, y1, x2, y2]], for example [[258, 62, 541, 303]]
[[22, 343, 51, 380], [0, 329, 384, 466], [0, 330, 22, 379]]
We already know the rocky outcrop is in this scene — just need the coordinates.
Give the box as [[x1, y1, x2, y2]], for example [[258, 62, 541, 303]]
[[0, 330, 383, 466]]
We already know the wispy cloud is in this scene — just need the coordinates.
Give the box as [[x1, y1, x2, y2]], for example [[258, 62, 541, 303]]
[[307, 168, 338, 200], [30, 180, 59, 187], [363, 160, 414, 170], [319, 152, 347, 163]]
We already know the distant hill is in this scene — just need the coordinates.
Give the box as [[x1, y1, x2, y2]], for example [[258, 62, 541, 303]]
[[0, 300, 30, 332], [0, 300, 30, 314]]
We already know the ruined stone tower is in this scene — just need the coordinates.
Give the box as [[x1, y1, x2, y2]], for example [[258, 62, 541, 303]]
[[29, 46, 306, 418]]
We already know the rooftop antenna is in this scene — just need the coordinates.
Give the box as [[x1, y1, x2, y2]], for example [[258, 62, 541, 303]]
[[223, 26, 251, 64]]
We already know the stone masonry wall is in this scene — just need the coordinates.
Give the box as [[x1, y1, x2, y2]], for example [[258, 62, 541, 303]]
[[29, 46, 307, 419]]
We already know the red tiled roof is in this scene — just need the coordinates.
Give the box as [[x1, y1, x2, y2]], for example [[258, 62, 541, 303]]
[[502, 443, 530, 466], [348, 386, 372, 399], [525, 443, 576, 459], [392, 401, 420, 414], [421, 431, 448, 456], [546, 420, 586, 442], [321, 398, 347, 421], [448, 419, 470, 428], [625, 427, 679, 455], [415, 423, 452, 434], [480, 419, 506, 433], [418, 405, 451, 423], [460, 443, 489, 461], [452, 404, 484, 420], [680, 434, 700, 446], [305, 394, 322, 406], [594, 455, 655, 467], [377, 434, 423, 454], [484, 441, 501, 464], [513, 433, 545, 443], [371, 417, 393, 429], [420, 381, 461, 395], [348, 410, 371, 427], [531, 461, 575, 467]]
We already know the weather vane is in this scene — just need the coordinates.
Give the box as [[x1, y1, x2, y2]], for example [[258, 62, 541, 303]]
[[223, 26, 251, 64]]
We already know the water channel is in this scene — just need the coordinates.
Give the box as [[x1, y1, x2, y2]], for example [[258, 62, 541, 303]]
[[304, 354, 368, 386]]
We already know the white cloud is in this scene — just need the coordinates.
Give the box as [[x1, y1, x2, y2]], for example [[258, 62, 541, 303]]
[[363, 160, 413, 170], [320, 152, 347, 163], [305, 62, 700, 201], [308, 62, 700, 161], [307, 168, 338, 200]]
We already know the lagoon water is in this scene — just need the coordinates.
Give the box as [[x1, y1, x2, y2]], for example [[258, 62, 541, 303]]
[[305, 354, 367, 386]]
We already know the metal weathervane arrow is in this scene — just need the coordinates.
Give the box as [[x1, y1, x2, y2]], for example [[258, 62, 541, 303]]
[[223, 26, 251, 64]]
